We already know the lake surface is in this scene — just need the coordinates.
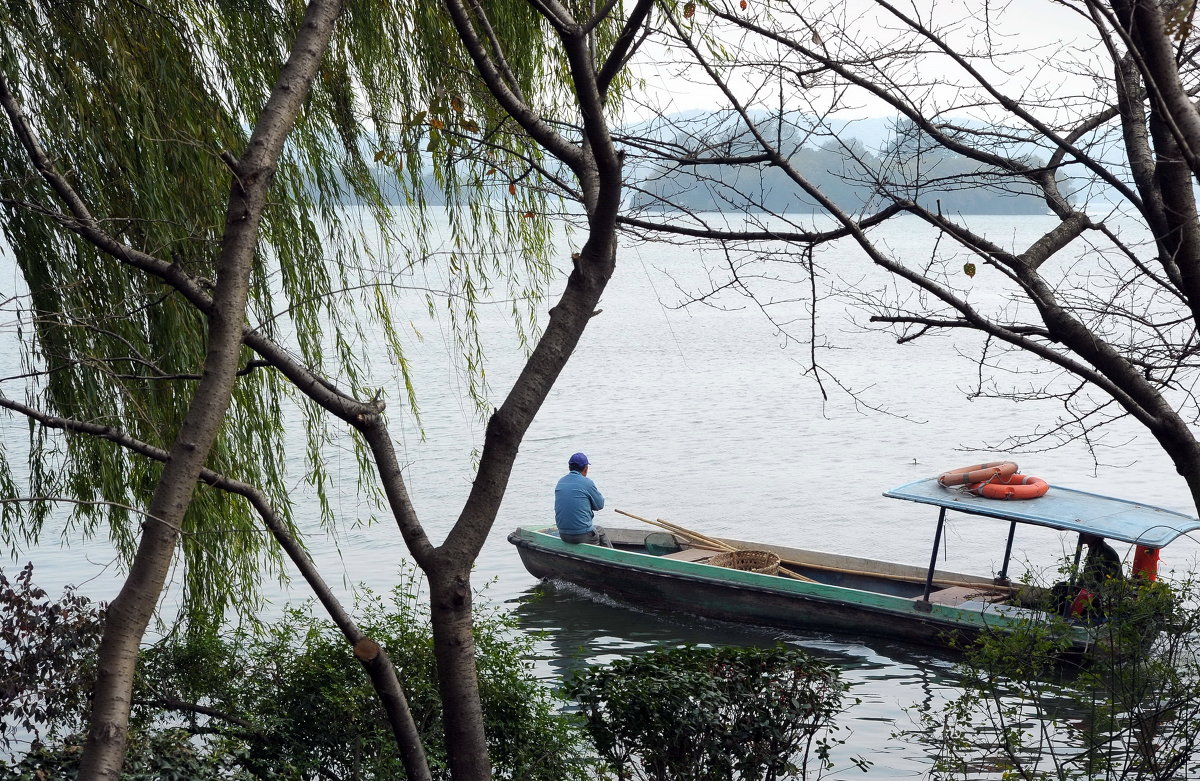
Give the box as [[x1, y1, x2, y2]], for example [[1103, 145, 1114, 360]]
[[5, 212, 1198, 776]]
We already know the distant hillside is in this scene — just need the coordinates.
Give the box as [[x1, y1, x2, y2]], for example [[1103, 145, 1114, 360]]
[[352, 113, 1067, 215], [624, 113, 1055, 216]]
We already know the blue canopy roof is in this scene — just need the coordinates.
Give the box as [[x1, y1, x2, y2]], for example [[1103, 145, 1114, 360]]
[[885, 478, 1200, 548]]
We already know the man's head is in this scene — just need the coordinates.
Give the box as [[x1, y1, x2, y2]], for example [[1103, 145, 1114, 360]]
[[568, 452, 589, 472]]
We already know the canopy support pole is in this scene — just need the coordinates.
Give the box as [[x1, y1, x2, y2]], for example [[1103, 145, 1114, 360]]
[[997, 520, 1017, 584], [916, 507, 947, 611]]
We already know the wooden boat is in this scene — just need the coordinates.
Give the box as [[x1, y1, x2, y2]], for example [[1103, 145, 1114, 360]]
[[509, 478, 1200, 654]]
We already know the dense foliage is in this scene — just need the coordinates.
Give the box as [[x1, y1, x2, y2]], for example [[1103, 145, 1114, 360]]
[[907, 571, 1200, 780], [564, 643, 863, 781], [0, 564, 104, 754], [2, 730, 255, 781], [1, 572, 591, 781]]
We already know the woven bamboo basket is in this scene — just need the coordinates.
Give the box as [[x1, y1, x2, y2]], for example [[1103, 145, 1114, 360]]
[[709, 549, 780, 575]]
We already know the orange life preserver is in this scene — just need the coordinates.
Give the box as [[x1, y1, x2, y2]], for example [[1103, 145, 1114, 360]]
[[937, 461, 1019, 487], [967, 473, 1049, 500]]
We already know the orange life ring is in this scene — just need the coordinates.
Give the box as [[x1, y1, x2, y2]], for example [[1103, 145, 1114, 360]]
[[937, 461, 1019, 487], [967, 473, 1049, 500]]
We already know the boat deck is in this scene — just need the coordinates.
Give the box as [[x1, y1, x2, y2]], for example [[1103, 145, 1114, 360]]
[[922, 585, 1009, 606], [662, 548, 716, 563], [659, 544, 1011, 605]]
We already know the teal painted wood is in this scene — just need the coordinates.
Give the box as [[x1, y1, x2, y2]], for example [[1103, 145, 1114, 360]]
[[885, 479, 1200, 548]]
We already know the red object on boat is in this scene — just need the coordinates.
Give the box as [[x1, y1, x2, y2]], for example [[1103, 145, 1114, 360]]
[[1133, 545, 1160, 581], [967, 474, 1049, 500], [937, 461, 1019, 487], [1070, 588, 1094, 616]]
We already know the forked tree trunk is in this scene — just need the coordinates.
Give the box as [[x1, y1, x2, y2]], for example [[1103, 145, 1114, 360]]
[[423, 235, 621, 780], [5, 0, 642, 778]]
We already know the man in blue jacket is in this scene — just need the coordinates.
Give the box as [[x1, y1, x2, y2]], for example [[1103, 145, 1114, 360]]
[[554, 452, 611, 547]]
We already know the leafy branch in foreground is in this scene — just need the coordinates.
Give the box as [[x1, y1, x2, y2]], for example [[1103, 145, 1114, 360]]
[[0, 563, 105, 755], [565, 644, 867, 781], [904, 571, 1200, 781], [2, 569, 592, 781]]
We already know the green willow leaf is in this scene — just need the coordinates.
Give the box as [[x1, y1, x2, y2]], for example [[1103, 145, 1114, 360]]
[[0, 0, 618, 626]]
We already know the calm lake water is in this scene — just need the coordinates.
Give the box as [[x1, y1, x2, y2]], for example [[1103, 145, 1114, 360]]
[[4, 212, 1198, 776]]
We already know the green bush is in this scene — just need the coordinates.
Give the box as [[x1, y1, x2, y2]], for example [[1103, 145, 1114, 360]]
[[564, 644, 863, 781], [134, 575, 590, 780], [906, 572, 1200, 781], [2, 730, 262, 780], [3, 570, 591, 780], [0, 563, 104, 753]]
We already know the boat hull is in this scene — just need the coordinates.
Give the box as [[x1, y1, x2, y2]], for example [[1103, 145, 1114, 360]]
[[509, 525, 1093, 654]]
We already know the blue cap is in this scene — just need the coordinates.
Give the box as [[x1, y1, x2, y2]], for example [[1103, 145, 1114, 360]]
[[569, 452, 589, 470]]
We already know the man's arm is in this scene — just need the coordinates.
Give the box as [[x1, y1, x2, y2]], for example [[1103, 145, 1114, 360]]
[[588, 479, 604, 511]]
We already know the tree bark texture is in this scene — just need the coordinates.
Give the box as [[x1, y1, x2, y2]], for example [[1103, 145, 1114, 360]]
[[1106, 0, 1200, 499], [427, 570, 489, 780]]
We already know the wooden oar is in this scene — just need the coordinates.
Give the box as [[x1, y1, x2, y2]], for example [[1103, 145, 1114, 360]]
[[651, 516, 736, 552], [614, 509, 817, 583], [668, 528, 1013, 591], [638, 513, 1011, 590], [614, 509, 734, 550], [771, 557, 1015, 592], [652, 540, 1009, 590]]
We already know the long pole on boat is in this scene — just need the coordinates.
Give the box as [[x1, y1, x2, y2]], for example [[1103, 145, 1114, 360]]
[[613, 509, 1014, 592], [650, 517, 736, 552], [613, 509, 818, 583], [614, 509, 734, 551]]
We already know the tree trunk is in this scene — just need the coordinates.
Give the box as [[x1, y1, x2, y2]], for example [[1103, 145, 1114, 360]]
[[428, 566, 491, 781], [417, 7, 630, 775], [75, 2, 346, 777]]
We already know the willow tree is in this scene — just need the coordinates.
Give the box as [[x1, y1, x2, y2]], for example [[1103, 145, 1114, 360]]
[[613, 0, 1200, 513], [0, 0, 647, 778], [1, 2, 360, 775]]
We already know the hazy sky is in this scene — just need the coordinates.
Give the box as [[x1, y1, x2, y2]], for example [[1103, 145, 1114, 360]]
[[627, 0, 1104, 121]]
